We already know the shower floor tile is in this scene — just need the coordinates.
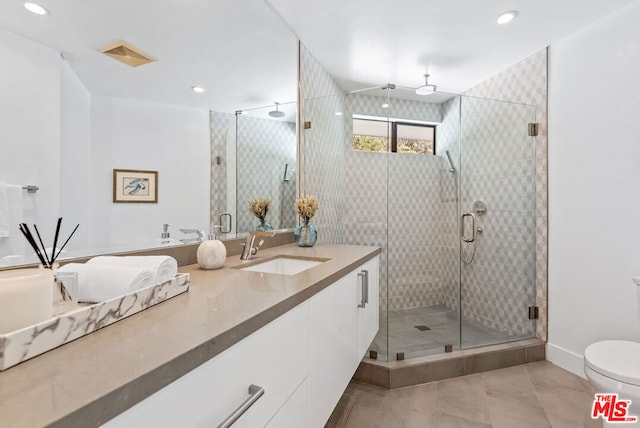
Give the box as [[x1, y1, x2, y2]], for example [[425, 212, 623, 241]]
[[372, 305, 531, 360]]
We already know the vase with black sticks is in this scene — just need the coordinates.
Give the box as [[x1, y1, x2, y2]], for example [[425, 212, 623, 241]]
[[18, 217, 80, 269], [6, 218, 80, 324]]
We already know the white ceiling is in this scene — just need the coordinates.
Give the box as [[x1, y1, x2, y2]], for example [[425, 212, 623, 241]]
[[0, 0, 298, 116], [268, 0, 637, 93], [0, 0, 636, 115]]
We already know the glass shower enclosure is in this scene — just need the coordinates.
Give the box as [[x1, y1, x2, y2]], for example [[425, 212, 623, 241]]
[[301, 86, 537, 362]]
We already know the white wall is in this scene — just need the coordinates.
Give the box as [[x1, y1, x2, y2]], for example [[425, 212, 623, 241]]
[[0, 27, 61, 260], [90, 97, 210, 250], [60, 61, 92, 253], [548, 1, 640, 377]]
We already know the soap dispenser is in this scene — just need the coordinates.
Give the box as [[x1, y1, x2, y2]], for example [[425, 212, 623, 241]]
[[196, 225, 227, 270], [160, 224, 171, 244]]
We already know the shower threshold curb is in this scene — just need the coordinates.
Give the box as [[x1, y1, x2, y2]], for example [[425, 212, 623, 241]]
[[352, 338, 545, 389]]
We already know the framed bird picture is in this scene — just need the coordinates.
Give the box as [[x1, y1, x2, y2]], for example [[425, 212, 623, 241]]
[[113, 169, 158, 203]]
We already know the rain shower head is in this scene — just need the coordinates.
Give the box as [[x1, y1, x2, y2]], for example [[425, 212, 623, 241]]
[[269, 102, 285, 118], [416, 74, 437, 96]]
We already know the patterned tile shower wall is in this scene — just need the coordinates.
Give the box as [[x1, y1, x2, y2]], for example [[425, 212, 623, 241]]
[[210, 111, 234, 233], [387, 154, 453, 310], [236, 115, 297, 232], [437, 97, 462, 313], [300, 43, 347, 245], [463, 49, 548, 340]]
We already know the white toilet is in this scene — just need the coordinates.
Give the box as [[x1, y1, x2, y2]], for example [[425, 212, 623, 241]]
[[584, 277, 640, 426]]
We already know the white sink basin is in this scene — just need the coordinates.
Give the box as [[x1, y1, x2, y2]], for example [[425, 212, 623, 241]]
[[239, 256, 326, 276]]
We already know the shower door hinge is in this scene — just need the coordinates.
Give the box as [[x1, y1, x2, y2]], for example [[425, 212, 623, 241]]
[[304, 121, 311, 129], [528, 306, 539, 320], [528, 123, 539, 137]]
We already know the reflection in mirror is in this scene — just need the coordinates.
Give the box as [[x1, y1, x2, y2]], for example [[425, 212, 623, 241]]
[[235, 102, 297, 234], [0, 0, 297, 268]]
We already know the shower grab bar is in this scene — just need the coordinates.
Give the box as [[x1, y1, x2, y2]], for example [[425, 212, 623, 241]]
[[216, 384, 264, 428], [461, 213, 476, 243], [358, 270, 368, 308]]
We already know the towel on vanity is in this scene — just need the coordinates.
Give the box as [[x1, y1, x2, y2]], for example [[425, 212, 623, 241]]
[[57, 262, 155, 303], [0, 182, 23, 238], [86, 255, 178, 284]]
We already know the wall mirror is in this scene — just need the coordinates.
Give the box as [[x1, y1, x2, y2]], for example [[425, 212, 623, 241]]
[[0, 0, 298, 268]]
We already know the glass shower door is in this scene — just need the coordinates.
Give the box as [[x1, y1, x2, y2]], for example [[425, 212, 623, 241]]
[[458, 96, 537, 349], [385, 89, 462, 360]]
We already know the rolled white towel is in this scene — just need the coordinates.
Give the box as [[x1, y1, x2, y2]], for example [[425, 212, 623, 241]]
[[86, 255, 178, 284], [57, 262, 155, 303]]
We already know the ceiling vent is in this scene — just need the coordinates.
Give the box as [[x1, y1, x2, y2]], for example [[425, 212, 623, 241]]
[[100, 40, 155, 67]]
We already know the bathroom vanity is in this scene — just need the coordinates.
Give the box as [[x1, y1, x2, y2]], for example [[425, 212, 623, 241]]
[[0, 244, 380, 427]]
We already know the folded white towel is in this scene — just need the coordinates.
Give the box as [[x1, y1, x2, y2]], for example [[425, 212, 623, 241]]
[[57, 262, 155, 303], [86, 255, 178, 284], [0, 182, 23, 238]]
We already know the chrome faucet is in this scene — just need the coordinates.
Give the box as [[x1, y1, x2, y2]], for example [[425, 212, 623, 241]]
[[179, 229, 207, 244], [240, 231, 277, 260]]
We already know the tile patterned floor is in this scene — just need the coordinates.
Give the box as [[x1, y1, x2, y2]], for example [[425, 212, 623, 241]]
[[371, 305, 530, 360], [343, 361, 609, 428]]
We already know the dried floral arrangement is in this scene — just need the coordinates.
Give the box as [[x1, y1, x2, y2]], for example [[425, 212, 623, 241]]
[[248, 198, 271, 220], [295, 195, 319, 221]]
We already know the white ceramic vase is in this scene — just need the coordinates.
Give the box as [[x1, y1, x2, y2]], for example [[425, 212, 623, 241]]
[[196, 240, 227, 270]]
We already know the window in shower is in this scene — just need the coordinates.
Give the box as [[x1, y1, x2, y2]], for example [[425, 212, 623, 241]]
[[352, 117, 436, 154], [395, 123, 435, 154], [352, 118, 390, 152]]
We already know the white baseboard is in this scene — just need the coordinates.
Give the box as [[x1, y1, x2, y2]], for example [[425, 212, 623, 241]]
[[546, 342, 586, 379]]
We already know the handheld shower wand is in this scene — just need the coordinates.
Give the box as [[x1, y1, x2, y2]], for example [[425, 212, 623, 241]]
[[445, 150, 456, 173]]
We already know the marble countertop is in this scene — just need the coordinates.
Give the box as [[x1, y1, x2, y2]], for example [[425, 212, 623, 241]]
[[0, 244, 380, 428]]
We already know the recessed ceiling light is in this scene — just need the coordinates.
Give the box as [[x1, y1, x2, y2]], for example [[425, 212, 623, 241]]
[[23, 2, 49, 15], [497, 10, 519, 25], [191, 86, 205, 94], [381, 103, 389, 109]]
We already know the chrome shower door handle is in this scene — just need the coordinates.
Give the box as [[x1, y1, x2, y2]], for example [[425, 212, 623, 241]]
[[217, 384, 265, 428], [461, 212, 476, 243], [219, 213, 232, 234], [358, 271, 367, 308]]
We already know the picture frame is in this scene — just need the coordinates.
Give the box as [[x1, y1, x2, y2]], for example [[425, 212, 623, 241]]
[[113, 169, 158, 203]]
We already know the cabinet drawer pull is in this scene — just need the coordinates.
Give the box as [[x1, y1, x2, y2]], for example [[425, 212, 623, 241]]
[[358, 271, 367, 309], [217, 384, 265, 428], [363, 270, 369, 304]]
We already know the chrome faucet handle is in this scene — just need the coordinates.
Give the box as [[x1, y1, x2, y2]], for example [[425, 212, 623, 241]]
[[240, 243, 258, 256], [240, 231, 276, 260]]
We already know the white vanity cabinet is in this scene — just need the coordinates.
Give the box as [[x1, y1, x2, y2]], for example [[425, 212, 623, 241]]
[[308, 256, 380, 427], [103, 254, 379, 428], [104, 302, 309, 428]]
